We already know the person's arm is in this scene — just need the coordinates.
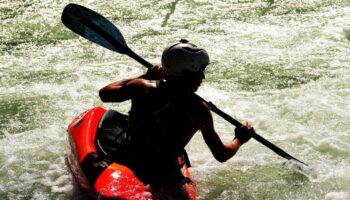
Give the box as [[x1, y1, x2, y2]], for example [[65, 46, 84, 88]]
[[99, 65, 164, 102], [99, 76, 142, 102], [200, 104, 254, 162]]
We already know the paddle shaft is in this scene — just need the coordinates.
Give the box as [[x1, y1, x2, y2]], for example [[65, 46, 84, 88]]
[[195, 95, 308, 166]]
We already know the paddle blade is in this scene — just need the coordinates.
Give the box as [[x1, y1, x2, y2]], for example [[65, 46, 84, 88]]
[[61, 3, 128, 54]]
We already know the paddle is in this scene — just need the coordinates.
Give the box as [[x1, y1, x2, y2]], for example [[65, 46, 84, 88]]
[[61, 3, 152, 68], [61, 3, 307, 166]]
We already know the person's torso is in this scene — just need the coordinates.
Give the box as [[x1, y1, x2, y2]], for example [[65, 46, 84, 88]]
[[127, 80, 203, 162]]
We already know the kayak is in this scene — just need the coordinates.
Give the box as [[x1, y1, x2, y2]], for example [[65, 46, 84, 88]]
[[66, 107, 196, 199]]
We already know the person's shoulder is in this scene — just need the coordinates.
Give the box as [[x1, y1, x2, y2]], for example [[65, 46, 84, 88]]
[[129, 78, 157, 90], [192, 96, 211, 116]]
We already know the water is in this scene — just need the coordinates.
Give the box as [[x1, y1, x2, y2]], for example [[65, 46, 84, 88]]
[[1, 0, 350, 199]]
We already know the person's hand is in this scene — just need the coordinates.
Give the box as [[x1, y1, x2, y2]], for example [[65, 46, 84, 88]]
[[145, 64, 165, 80], [234, 122, 255, 144]]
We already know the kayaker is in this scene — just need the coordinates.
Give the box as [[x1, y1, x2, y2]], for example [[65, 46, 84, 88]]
[[99, 39, 255, 199]]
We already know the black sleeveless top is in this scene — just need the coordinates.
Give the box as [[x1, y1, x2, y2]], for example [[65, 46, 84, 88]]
[[126, 80, 198, 171]]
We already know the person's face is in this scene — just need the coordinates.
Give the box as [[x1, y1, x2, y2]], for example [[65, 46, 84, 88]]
[[192, 70, 205, 92]]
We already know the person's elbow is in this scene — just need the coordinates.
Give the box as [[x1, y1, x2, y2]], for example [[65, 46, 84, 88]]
[[215, 155, 229, 163], [99, 88, 111, 102], [99, 88, 127, 102], [213, 151, 233, 163]]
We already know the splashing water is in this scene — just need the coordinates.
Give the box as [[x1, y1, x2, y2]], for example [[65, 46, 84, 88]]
[[1, 0, 350, 199]]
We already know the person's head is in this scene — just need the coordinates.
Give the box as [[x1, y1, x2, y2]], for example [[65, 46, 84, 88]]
[[161, 39, 209, 92]]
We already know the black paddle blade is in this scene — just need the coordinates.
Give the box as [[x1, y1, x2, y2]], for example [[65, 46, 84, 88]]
[[61, 3, 128, 54]]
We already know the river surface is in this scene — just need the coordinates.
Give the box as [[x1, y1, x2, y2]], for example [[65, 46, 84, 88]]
[[1, 0, 350, 199]]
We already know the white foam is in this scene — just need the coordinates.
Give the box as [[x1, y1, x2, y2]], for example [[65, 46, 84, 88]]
[[325, 192, 350, 200]]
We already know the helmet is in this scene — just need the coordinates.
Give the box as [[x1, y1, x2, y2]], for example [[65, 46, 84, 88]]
[[161, 39, 209, 77]]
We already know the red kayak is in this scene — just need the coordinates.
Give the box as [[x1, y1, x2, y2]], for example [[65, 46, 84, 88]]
[[67, 107, 196, 199]]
